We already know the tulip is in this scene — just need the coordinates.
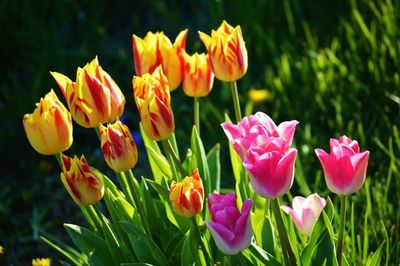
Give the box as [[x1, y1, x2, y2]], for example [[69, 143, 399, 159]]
[[32, 258, 51, 266], [99, 119, 138, 172], [206, 193, 252, 255], [60, 154, 104, 206], [50, 57, 125, 128], [132, 66, 174, 141], [133, 30, 187, 91], [182, 51, 214, 97], [221, 112, 298, 160], [315, 135, 370, 195], [281, 193, 326, 236], [169, 169, 204, 217], [198, 20, 248, 82], [23, 89, 73, 155], [243, 137, 298, 199]]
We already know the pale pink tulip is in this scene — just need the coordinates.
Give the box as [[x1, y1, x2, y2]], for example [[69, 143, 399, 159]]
[[281, 193, 326, 236], [221, 112, 298, 160], [206, 193, 253, 255], [315, 136, 369, 195]]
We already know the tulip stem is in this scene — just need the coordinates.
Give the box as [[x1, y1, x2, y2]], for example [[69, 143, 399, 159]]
[[194, 97, 200, 135], [337, 195, 347, 266], [271, 198, 296, 266], [161, 139, 186, 180], [191, 218, 212, 266], [124, 170, 153, 239], [115, 172, 135, 207], [55, 153, 62, 167], [230, 81, 242, 123]]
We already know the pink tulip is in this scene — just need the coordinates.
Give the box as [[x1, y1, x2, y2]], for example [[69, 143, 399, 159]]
[[221, 112, 298, 160], [281, 193, 326, 236], [206, 193, 253, 255], [243, 136, 298, 199], [315, 135, 369, 195]]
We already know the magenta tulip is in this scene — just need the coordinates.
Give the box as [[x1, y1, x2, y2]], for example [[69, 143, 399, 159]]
[[206, 193, 253, 255], [281, 193, 326, 236], [221, 112, 298, 160], [315, 136, 369, 195]]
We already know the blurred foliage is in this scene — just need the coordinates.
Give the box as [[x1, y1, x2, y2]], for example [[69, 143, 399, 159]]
[[0, 0, 399, 264]]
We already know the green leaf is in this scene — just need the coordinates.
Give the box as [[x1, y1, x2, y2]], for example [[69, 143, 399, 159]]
[[255, 215, 276, 257], [98, 211, 124, 265], [191, 126, 211, 197], [206, 143, 221, 193], [145, 144, 172, 182], [243, 242, 281, 266], [64, 223, 114, 266], [366, 243, 384, 266], [311, 231, 338, 266], [120, 221, 169, 266], [181, 231, 195, 266]]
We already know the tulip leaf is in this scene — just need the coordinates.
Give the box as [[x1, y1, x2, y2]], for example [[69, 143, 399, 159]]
[[366, 243, 383, 266], [181, 231, 195, 266], [64, 223, 114, 266], [98, 211, 124, 266], [93, 169, 124, 198], [145, 144, 172, 182], [244, 242, 281, 266], [311, 231, 338, 266], [120, 221, 169, 266], [255, 215, 276, 257], [206, 143, 221, 193]]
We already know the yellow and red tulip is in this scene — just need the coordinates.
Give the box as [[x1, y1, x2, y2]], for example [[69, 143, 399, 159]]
[[182, 51, 214, 97], [132, 30, 188, 91], [169, 169, 204, 217], [132, 66, 174, 141], [23, 89, 73, 155], [99, 119, 138, 172], [198, 20, 248, 82], [60, 154, 104, 206], [51, 57, 125, 128]]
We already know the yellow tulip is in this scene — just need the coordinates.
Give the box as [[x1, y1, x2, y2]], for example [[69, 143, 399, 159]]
[[198, 20, 248, 82], [169, 169, 204, 217], [99, 119, 138, 172], [60, 154, 104, 206], [132, 66, 174, 141], [50, 57, 125, 128], [182, 51, 214, 97], [23, 89, 73, 155], [132, 30, 187, 91]]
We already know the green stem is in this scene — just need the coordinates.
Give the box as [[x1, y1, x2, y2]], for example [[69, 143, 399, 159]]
[[81, 205, 103, 235], [124, 169, 153, 239], [238, 251, 247, 266], [337, 195, 347, 266], [272, 198, 296, 266], [194, 97, 200, 136], [230, 81, 242, 123], [161, 139, 186, 179], [55, 153, 62, 167], [224, 255, 231, 266], [115, 172, 135, 207], [191, 218, 212, 266]]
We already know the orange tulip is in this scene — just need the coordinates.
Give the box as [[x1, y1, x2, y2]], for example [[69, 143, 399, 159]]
[[132, 30, 187, 91], [99, 119, 138, 172], [132, 66, 174, 141], [60, 154, 104, 206], [170, 169, 204, 217], [51, 57, 125, 128], [23, 89, 73, 155], [198, 20, 248, 82], [182, 51, 214, 97]]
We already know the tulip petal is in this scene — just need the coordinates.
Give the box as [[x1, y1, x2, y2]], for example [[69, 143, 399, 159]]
[[277, 120, 299, 147]]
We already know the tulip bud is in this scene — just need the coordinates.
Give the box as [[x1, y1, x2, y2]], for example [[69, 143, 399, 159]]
[[206, 193, 252, 255], [60, 154, 104, 206], [169, 169, 204, 217], [133, 30, 188, 91], [281, 193, 326, 236], [51, 57, 125, 128], [198, 20, 248, 82], [99, 119, 138, 172], [132, 66, 174, 141], [23, 89, 73, 155], [315, 136, 370, 195], [182, 51, 214, 97]]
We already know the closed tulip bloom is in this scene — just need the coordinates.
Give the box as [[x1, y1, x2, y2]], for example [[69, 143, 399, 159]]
[[243, 137, 298, 199], [281, 193, 326, 236], [60, 154, 104, 206], [206, 193, 252, 255], [132, 66, 174, 141], [23, 89, 73, 155], [51, 57, 125, 128], [169, 169, 204, 217], [99, 119, 138, 172], [133, 30, 187, 91], [198, 20, 248, 82], [315, 136, 370, 195], [221, 112, 298, 160], [182, 51, 214, 97]]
